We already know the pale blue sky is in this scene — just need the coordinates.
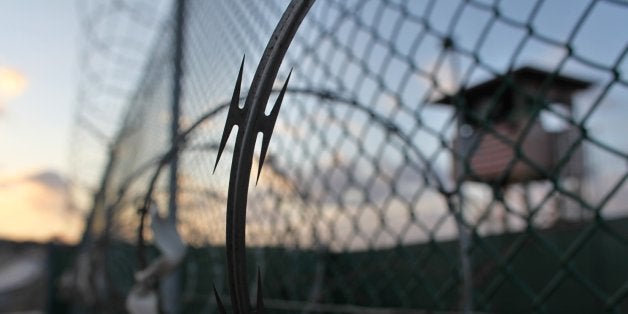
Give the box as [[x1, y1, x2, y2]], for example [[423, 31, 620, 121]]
[[0, 0, 625, 191], [0, 0, 78, 178]]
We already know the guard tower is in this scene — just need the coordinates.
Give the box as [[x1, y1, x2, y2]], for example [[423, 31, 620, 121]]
[[436, 66, 592, 185]]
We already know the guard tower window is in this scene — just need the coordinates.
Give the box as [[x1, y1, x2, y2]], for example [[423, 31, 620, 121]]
[[540, 103, 570, 133]]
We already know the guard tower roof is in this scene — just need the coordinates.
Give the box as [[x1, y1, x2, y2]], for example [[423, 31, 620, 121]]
[[433, 66, 592, 106]]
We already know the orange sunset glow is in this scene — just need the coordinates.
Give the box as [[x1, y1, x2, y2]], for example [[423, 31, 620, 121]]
[[0, 172, 82, 243]]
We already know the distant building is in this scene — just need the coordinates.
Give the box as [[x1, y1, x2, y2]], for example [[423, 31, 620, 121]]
[[435, 66, 592, 186]]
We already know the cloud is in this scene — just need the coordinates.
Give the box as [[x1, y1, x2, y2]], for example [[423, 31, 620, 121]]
[[27, 171, 67, 190], [0, 66, 28, 111], [0, 171, 82, 243]]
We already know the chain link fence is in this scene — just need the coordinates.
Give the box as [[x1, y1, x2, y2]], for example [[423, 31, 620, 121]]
[[70, 0, 628, 312]]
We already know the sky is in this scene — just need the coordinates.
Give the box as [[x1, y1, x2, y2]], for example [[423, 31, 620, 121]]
[[0, 1, 81, 242], [240, 0, 628, 248], [76, 0, 628, 249], [0, 1, 77, 176], [0, 0, 625, 246]]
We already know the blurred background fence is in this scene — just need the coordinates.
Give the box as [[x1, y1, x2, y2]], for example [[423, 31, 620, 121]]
[[68, 0, 628, 312]]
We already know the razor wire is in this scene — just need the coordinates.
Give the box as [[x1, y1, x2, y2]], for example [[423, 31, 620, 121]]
[[69, 0, 628, 313]]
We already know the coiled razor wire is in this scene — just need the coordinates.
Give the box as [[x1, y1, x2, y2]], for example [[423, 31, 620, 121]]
[[71, 0, 628, 313]]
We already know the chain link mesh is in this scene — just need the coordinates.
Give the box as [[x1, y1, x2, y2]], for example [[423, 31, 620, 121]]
[[73, 0, 628, 312]]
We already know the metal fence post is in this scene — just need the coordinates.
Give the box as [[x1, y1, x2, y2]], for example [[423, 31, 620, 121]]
[[161, 0, 186, 312], [457, 191, 473, 313]]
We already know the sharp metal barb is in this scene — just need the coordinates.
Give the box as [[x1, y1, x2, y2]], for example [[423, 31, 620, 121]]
[[214, 56, 246, 173], [213, 285, 227, 314], [220, 1, 313, 311], [256, 69, 292, 185]]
